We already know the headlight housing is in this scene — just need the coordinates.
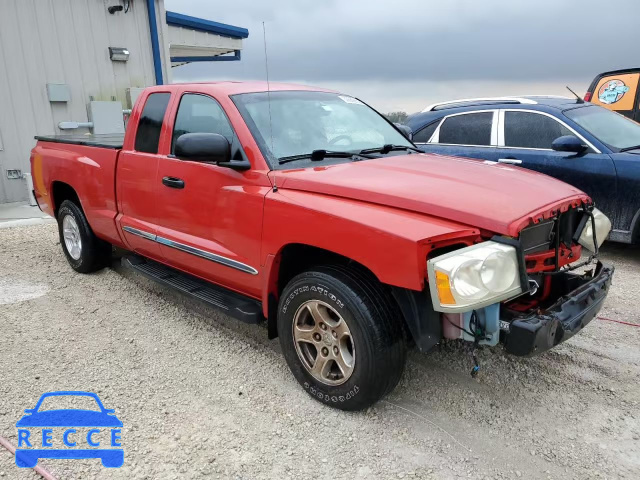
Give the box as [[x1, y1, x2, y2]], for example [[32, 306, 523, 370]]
[[577, 208, 611, 252], [427, 241, 522, 313]]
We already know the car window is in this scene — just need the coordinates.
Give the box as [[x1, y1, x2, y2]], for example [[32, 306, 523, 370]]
[[565, 105, 640, 151], [591, 73, 639, 113], [438, 112, 493, 146], [232, 91, 413, 168], [172, 94, 234, 153], [135, 93, 171, 154], [413, 121, 439, 143], [37, 395, 101, 412], [504, 111, 572, 149]]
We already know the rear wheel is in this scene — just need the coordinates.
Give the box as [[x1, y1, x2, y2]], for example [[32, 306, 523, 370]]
[[57, 200, 111, 273], [278, 266, 406, 410]]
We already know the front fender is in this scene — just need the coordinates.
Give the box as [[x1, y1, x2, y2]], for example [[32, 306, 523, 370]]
[[261, 189, 480, 292]]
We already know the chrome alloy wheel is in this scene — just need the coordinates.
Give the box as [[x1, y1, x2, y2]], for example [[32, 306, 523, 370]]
[[292, 300, 355, 386], [62, 215, 82, 260]]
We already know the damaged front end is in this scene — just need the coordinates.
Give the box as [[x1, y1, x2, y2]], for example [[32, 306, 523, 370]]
[[425, 203, 615, 357]]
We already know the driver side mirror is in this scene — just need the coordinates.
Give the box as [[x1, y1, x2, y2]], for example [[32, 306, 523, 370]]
[[394, 123, 412, 141], [552, 135, 588, 155], [174, 133, 250, 170]]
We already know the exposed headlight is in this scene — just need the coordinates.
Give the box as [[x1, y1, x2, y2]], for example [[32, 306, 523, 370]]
[[577, 208, 611, 252], [427, 241, 522, 313]]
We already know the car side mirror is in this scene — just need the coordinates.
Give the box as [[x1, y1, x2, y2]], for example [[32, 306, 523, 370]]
[[24, 409, 35, 414], [552, 135, 588, 155], [394, 123, 412, 140], [174, 133, 250, 170], [175, 132, 231, 163]]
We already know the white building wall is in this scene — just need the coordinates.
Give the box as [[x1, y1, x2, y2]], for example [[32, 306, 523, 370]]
[[0, 0, 171, 203]]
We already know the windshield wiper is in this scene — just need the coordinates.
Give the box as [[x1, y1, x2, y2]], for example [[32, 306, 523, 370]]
[[358, 144, 422, 155], [278, 150, 373, 165], [620, 144, 640, 152]]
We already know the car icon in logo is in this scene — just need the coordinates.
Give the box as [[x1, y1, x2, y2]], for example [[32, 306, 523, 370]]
[[15, 391, 123, 468]]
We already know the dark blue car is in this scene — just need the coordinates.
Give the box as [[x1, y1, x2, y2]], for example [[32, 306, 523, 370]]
[[406, 96, 640, 244]]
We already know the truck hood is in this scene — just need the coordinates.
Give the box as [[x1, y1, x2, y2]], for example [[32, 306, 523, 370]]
[[271, 153, 590, 236]]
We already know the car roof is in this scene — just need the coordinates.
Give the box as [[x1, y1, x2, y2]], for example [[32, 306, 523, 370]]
[[407, 96, 587, 128], [146, 81, 338, 96]]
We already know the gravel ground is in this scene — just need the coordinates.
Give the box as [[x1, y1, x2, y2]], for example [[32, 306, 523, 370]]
[[1, 224, 639, 479]]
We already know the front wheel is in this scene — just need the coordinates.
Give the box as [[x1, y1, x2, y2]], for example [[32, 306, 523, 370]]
[[278, 266, 407, 410], [57, 200, 111, 273]]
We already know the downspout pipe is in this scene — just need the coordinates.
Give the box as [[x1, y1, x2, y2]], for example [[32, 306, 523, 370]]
[[146, 0, 164, 85]]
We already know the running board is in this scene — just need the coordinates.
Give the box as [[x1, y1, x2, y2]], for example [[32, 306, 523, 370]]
[[122, 255, 263, 324]]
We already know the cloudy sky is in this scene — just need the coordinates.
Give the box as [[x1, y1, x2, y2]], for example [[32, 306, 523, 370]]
[[165, 0, 638, 114]]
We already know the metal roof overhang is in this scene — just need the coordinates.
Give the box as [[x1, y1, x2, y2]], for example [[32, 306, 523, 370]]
[[165, 11, 248, 65]]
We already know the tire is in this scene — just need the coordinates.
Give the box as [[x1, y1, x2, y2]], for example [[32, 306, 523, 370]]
[[278, 265, 407, 411], [57, 200, 111, 273]]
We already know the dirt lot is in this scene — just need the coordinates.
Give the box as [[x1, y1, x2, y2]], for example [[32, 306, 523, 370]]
[[1, 223, 639, 479]]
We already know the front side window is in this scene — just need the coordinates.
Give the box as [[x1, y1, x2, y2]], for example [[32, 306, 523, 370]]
[[438, 112, 493, 146], [172, 94, 234, 153], [565, 105, 640, 151], [504, 111, 572, 149], [231, 91, 413, 168], [413, 121, 439, 143], [135, 93, 170, 154]]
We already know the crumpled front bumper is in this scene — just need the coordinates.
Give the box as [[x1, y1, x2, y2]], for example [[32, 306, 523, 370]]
[[503, 262, 614, 357]]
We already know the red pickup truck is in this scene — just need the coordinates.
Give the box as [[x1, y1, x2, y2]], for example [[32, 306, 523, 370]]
[[31, 82, 614, 410]]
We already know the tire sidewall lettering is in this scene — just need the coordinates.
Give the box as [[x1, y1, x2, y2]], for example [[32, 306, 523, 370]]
[[281, 282, 344, 314], [302, 380, 360, 403]]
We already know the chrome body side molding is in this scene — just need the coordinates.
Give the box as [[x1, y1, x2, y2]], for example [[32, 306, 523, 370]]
[[121, 226, 258, 275]]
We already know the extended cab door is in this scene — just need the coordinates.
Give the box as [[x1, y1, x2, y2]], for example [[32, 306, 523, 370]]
[[493, 109, 618, 223], [416, 110, 499, 161], [153, 91, 268, 298], [116, 91, 172, 260]]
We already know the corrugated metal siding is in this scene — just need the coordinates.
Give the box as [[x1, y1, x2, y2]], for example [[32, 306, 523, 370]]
[[0, 0, 169, 203]]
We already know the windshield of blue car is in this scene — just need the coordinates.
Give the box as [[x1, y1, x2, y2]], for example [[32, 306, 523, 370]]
[[37, 395, 101, 412], [231, 91, 414, 169], [564, 105, 640, 151]]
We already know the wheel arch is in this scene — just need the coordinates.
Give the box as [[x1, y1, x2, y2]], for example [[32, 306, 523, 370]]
[[51, 181, 82, 218], [265, 243, 393, 339], [264, 242, 437, 349]]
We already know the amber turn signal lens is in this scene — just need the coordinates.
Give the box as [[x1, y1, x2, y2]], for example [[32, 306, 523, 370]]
[[435, 271, 456, 305]]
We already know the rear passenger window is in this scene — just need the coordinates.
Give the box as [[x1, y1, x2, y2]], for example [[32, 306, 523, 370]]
[[172, 94, 234, 153], [504, 111, 571, 149], [134, 93, 171, 154], [438, 112, 493, 146], [413, 121, 439, 143]]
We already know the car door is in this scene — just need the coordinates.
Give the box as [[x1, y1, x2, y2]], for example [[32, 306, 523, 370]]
[[416, 110, 499, 161], [116, 91, 172, 260], [494, 109, 618, 221], [154, 91, 267, 297]]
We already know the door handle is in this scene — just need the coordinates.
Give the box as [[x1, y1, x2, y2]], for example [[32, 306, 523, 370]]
[[497, 158, 522, 165], [162, 176, 185, 189]]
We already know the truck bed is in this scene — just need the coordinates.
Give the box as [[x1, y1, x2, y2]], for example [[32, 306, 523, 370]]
[[34, 134, 124, 149]]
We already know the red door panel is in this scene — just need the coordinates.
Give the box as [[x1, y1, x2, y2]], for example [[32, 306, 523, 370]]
[[155, 157, 269, 298], [115, 150, 163, 260]]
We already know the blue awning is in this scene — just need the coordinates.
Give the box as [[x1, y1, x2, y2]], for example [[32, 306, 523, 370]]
[[166, 11, 249, 39]]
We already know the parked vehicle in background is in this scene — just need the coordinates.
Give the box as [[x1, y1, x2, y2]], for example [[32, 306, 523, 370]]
[[407, 96, 640, 244], [584, 68, 640, 121], [31, 83, 613, 410]]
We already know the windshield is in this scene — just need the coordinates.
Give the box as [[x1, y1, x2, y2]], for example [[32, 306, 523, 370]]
[[564, 105, 640, 151], [231, 91, 414, 168]]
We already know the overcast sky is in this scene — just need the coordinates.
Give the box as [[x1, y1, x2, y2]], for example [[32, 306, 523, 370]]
[[165, 0, 638, 113]]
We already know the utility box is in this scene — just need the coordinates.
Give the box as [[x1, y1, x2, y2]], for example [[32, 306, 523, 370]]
[[88, 101, 125, 135], [46, 83, 71, 102]]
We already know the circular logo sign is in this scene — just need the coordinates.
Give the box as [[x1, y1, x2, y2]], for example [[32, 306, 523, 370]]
[[598, 79, 630, 104]]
